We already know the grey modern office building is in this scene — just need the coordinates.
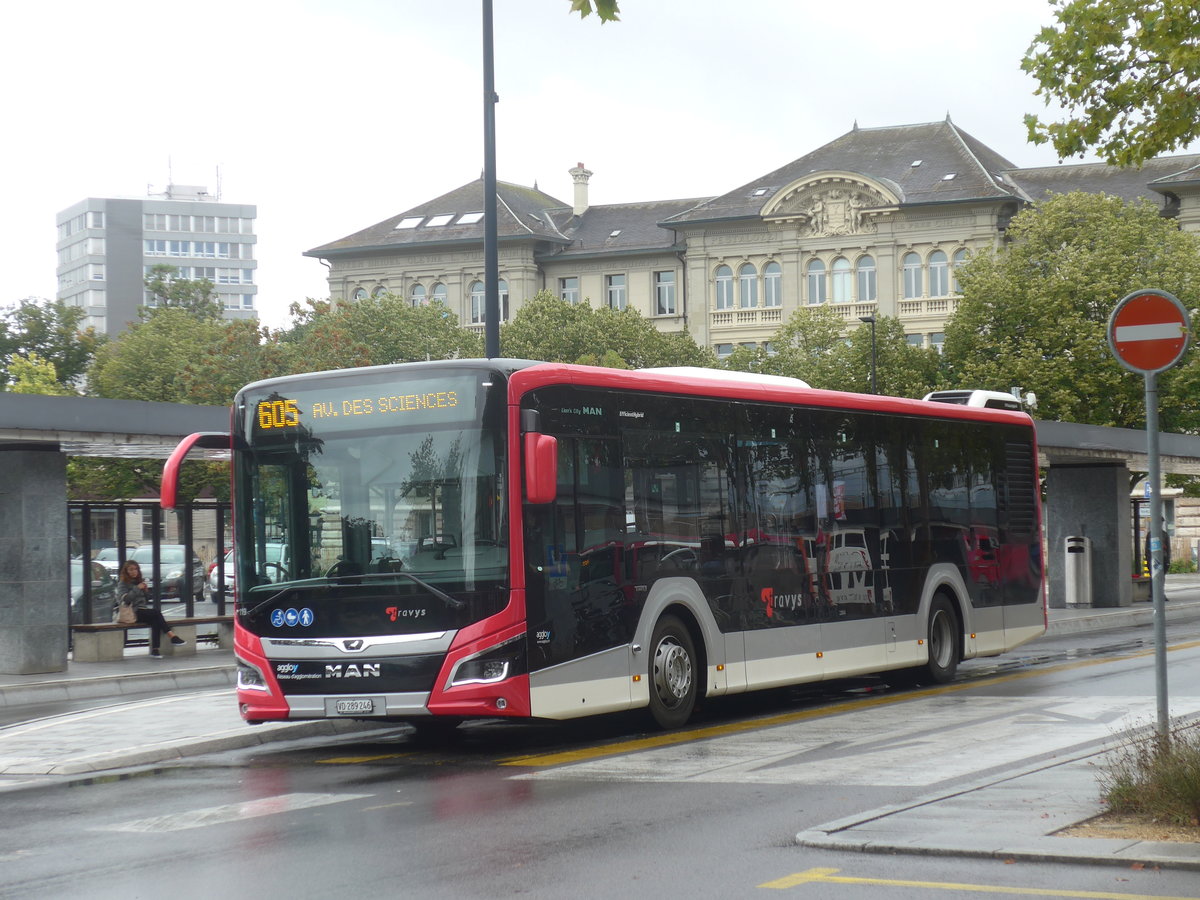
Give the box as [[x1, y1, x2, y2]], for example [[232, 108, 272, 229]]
[[55, 185, 258, 336]]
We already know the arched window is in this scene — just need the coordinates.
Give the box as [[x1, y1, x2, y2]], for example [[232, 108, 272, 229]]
[[715, 265, 734, 310], [410, 284, 426, 307], [951, 249, 968, 294], [806, 259, 826, 304], [763, 261, 782, 307], [831, 257, 852, 303], [738, 263, 758, 308], [352, 287, 368, 301], [928, 250, 949, 297], [431, 282, 447, 305], [498, 279, 509, 321], [902, 252, 923, 299], [469, 280, 485, 323], [372, 285, 388, 298], [856, 255, 877, 302]]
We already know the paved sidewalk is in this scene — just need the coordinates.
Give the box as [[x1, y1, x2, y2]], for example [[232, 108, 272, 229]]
[[1, 581, 1198, 871], [0, 646, 383, 789], [797, 744, 1200, 872]]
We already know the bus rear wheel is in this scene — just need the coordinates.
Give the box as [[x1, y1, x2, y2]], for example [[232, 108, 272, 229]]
[[923, 595, 960, 684], [647, 614, 697, 729]]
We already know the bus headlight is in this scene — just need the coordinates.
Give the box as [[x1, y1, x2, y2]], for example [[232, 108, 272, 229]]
[[448, 635, 527, 687], [237, 660, 271, 692]]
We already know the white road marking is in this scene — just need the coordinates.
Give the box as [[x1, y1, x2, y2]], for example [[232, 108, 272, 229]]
[[100, 792, 372, 832]]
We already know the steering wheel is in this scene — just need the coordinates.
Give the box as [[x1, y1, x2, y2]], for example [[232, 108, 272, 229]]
[[324, 559, 361, 578], [662, 547, 698, 566]]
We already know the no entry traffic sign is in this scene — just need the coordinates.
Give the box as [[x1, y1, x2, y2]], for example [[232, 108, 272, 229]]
[[1107, 287, 1192, 740], [1107, 289, 1191, 374]]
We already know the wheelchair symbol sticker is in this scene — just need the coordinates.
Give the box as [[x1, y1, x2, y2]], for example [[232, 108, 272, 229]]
[[271, 609, 285, 627]]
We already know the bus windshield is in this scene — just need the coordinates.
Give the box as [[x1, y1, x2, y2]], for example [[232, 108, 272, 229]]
[[233, 367, 509, 638]]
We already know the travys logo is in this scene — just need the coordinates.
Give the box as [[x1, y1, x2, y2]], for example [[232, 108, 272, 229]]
[[386, 606, 427, 621], [761, 587, 805, 618]]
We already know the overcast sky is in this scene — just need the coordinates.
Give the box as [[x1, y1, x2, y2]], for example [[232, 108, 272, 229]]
[[4, 0, 1099, 328]]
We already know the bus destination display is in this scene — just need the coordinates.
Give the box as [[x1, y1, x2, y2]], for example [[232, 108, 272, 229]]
[[247, 375, 477, 437]]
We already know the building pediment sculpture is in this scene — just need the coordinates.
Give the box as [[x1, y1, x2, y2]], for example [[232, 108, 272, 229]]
[[763, 175, 895, 237]]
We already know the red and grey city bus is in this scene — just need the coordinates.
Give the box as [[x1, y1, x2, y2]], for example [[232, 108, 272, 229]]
[[162, 359, 1045, 729]]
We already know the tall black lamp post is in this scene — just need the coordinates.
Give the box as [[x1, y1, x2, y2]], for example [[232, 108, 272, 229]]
[[859, 315, 877, 394], [482, 0, 500, 358]]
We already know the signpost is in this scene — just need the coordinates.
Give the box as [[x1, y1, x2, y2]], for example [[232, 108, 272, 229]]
[[1107, 289, 1191, 738]]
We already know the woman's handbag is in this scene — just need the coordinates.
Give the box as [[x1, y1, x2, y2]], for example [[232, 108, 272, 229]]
[[115, 601, 137, 625]]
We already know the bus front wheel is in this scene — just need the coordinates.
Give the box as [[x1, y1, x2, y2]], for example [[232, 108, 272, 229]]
[[923, 595, 960, 684], [647, 615, 697, 729]]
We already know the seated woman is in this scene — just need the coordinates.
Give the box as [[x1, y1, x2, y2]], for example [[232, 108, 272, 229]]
[[116, 561, 187, 657]]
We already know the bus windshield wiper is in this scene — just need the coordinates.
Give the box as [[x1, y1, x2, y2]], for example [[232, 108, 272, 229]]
[[326, 570, 467, 610], [239, 585, 297, 620]]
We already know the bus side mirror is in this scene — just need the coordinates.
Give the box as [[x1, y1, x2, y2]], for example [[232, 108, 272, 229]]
[[524, 432, 558, 504]]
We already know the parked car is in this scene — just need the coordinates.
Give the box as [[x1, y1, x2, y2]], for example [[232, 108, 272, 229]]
[[70, 558, 117, 624], [204, 542, 287, 600], [92, 545, 137, 577], [128, 544, 204, 601], [205, 548, 235, 601]]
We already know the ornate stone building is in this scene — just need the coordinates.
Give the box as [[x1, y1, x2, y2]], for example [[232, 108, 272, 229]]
[[305, 118, 1200, 359]]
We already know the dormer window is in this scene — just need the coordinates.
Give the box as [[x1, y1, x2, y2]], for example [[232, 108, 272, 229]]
[[911, 160, 923, 167], [609, 229, 622, 238], [457, 211, 484, 224], [942, 173, 957, 181], [426, 214, 453, 227], [394, 216, 424, 229]]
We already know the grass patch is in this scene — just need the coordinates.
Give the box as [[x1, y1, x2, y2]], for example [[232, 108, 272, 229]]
[[1100, 720, 1200, 827]]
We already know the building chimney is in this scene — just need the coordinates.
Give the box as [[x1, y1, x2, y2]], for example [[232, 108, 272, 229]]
[[569, 162, 593, 217]]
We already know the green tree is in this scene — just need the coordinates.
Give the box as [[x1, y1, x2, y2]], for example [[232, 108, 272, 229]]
[[839, 316, 943, 399], [942, 191, 1200, 429], [67, 456, 229, 503], [88, 307, 231, 402], [179, 319, 289, 405], [730, 303, 847, 387], [501, 291, 714, 368], [78, 305, 247, 501], [8, 353, 75, 395], [568, 0, 619, 22], [0, 297, 102, 389], [279, 295, 482, 372], [144, 264, 222, 320], [1023, 0, 1200, 165], [727, 306, 940, 397]]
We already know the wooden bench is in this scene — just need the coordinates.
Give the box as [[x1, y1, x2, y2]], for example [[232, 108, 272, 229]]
[[71, 616, 234, 662]]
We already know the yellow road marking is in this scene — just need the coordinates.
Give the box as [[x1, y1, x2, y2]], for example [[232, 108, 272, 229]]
[[501, 640, 1200, 768], [759, 867, 1200, 899], [316, 753, 411, 764]]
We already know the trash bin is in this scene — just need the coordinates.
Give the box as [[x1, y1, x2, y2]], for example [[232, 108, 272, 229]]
[[1064, 536, 1092, 607]]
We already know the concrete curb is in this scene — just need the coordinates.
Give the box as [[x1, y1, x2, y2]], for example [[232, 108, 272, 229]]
[[795, 745, 1200, 872], [0, 665, 235, 708], [0, 717, 390, 793]]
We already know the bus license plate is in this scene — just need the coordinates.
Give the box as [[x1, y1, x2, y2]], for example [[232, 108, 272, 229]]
[[334, 698, 376, 715]]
